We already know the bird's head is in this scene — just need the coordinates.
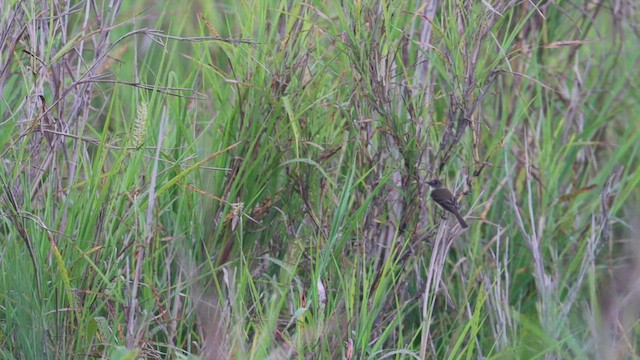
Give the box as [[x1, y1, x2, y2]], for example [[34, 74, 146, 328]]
[[426, 179, 444, 189]]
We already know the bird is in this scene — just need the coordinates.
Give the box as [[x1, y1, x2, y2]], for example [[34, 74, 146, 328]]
[[426, 179, 468, 229]]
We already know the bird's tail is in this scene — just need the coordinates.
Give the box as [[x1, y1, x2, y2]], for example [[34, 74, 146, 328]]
[[454, 212, 469, 229]]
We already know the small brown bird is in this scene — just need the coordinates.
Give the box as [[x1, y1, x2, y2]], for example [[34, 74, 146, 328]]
[[426, 179, 468, 229]]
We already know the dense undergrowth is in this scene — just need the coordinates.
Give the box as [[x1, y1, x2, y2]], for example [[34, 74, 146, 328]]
[[0, 1, 639, 359]]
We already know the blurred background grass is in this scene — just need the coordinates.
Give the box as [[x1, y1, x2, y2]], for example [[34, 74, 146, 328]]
[[0, 0, 639, 359]]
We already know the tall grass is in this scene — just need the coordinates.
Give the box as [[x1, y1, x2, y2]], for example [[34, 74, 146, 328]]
[[0, 0, 638, 359]]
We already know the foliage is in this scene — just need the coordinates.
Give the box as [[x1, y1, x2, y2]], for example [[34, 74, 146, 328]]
[[0, 0, 638, 359]]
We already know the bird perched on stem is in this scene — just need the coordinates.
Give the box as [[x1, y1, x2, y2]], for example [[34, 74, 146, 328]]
[[426, 179, 468, 229]]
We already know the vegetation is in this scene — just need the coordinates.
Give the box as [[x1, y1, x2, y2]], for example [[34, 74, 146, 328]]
[[0, 0, 638, 358]]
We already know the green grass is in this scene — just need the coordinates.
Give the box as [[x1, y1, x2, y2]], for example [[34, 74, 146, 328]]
[[0, 0, 639, 359]]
